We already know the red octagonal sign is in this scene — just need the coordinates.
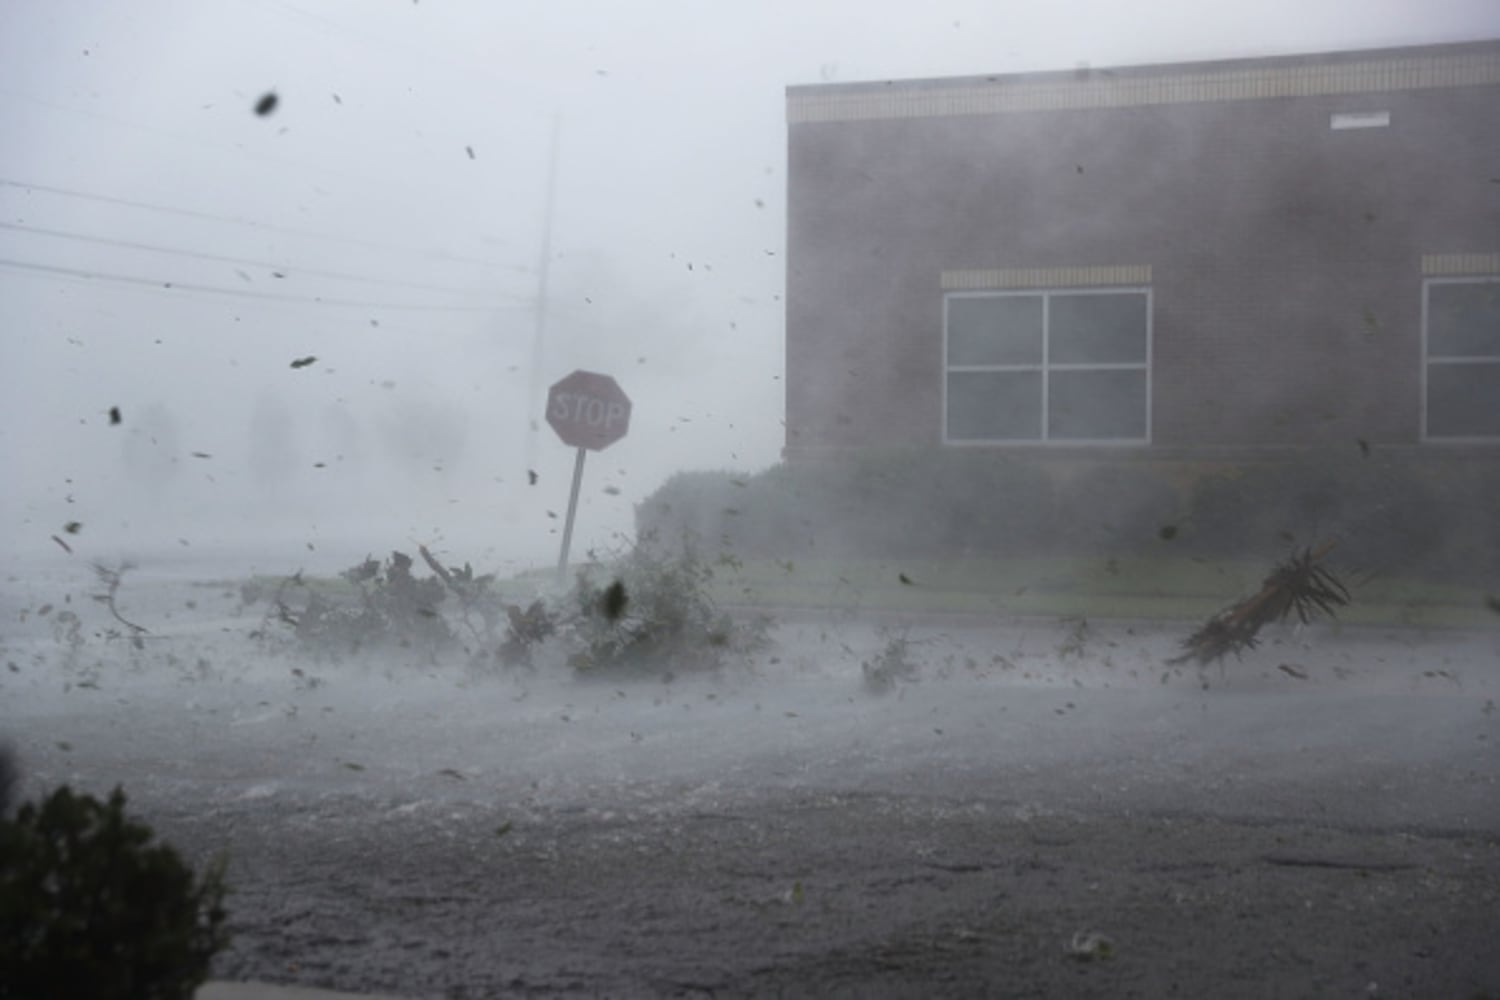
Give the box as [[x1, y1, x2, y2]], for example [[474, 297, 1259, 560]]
[[546, 370, 632, 451]]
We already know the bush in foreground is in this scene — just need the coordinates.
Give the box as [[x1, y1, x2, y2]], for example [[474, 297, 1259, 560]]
[[0, 782, 230, 1000]]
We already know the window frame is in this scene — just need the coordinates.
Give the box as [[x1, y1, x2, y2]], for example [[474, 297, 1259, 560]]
[[1421, 276, 1500, 443], [941, 286, 1153, 446]]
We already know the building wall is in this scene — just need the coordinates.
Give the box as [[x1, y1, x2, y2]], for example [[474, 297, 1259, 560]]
[[784, 41, 1500, 458]]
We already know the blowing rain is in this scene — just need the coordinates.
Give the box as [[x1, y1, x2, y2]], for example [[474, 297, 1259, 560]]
[[2, 2, 1498, 998]]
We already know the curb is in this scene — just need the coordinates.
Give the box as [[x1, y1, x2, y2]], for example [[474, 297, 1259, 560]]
[[199, 983, 410, 1000]]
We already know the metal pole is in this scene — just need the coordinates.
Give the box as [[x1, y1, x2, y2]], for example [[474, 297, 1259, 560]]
[[555, 446, 587, 586], [526, 114, 562, 470]]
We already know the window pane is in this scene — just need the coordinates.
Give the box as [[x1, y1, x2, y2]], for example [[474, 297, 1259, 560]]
[[1050, 293, 1149, 364], [947, 296, 1043, 365], [1047, 369, 1147, 439], [947, 371, 1042, 440], [1428, 282, 1500, 358], [1427, 362, 1500, 437]]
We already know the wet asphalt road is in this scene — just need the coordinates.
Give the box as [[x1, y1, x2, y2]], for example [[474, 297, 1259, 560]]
[[4, 576, 1499, 997]]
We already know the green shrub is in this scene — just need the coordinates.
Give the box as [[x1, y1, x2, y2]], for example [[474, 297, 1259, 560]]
[[1185, 454, 1445, 571], [564, 534, 770, 677], [0, 784, 230, 1000], [248, 548, 509, 660], [635, 451, 1057, 560], [244, 537, 768, 678], [637, 449, 1497, 584], [1049, 461, 1188, 555]]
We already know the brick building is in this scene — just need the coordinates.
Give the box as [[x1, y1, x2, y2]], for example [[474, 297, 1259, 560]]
[[784, 40, 1500, 460]]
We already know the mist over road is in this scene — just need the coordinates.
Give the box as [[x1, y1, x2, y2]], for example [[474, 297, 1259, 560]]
[[4, 573, 1497, 997]]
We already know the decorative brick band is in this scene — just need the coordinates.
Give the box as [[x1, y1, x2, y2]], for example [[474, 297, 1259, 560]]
[[789, 48, 1500, 124], [1422, 253, 1500, 276], [941, 265, 1152, 290]]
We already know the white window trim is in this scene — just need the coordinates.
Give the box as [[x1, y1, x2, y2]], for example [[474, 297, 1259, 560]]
[[942, 286, 1153, 446], [1420, 276, 1500, 443]]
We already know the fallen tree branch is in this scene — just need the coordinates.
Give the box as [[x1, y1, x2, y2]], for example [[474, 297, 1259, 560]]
[[1171, 542, 1349, 666]]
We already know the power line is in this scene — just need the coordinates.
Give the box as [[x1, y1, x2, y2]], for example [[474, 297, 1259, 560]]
[[0, 86, 414, 192], [0, 177, 519, 271], [0, 256, 526, 312], [0, 220, 506, 297], [0, 85, 522, 259]]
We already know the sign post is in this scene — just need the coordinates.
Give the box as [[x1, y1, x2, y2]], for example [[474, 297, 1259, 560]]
[[545, 370, 632, 584]]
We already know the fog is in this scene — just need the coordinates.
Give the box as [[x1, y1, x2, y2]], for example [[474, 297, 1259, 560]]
[[2, 0, 1496, 571], [4, 2, 1500, 997]]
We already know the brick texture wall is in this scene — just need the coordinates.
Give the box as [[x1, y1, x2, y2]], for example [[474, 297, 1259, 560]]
[[784, 42, 1500, 459]]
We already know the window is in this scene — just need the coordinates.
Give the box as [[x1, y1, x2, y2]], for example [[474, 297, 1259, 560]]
[[1423, 278, 1500, 440], [943, 288, 1150, 443]]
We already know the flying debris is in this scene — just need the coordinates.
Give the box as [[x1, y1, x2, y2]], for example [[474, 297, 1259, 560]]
[[191, 452, 212, 459], [290, 356, 317, 369], [1067, 931, 1115, 962], [64, 521, 81, 535], [108, 406, 121, 425], [254, 91, 278, 116], [51, 535, 73, 554], [898, 573, 915, 586], [601, 580, 628, 620], [1158, 524, 1179, 541], [527, 469, 538, 486], [1172, 543, 1350, 666], [465, 145, 476, 160]]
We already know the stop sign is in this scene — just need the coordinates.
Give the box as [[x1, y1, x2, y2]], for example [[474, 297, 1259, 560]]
[[546, 370, 632, 451]]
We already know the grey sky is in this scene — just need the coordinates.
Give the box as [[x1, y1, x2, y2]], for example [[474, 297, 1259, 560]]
[[2, 0, 1497, 572]]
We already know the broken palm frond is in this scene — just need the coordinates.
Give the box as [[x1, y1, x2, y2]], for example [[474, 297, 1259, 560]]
[[1171, 542, 1350, 666]]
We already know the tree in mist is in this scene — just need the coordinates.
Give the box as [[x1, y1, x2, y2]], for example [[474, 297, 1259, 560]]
[[119, 402, 181, 490], [317, 401, 364, 477], [376, 395, 469, 478], [248, 394, 301, 488]]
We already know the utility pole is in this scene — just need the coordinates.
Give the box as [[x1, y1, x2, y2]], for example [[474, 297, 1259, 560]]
[[525, 113, 562, 472]]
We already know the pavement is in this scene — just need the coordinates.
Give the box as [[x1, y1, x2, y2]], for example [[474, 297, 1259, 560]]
[[198, 984, 408, 1000]]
